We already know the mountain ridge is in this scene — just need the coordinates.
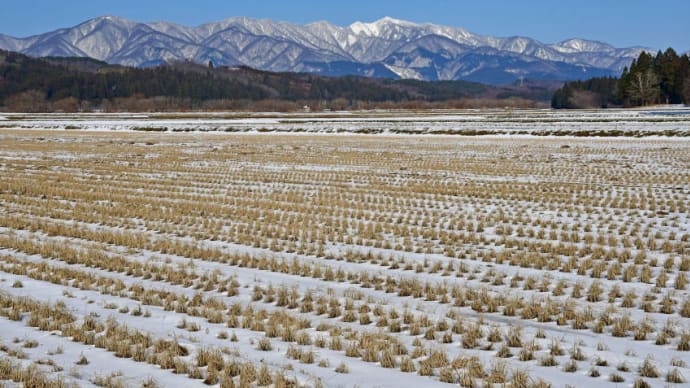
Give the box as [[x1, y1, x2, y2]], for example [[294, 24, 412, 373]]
[[0, 15, 652, 84]]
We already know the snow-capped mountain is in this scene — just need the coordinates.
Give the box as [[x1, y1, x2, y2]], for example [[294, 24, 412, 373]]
[[0, 16, 651, 84]]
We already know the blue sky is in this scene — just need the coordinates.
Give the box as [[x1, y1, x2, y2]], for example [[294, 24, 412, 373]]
[[1, 0, 688, 51]]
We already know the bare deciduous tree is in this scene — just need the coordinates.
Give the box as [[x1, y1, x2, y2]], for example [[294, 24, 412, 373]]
[[628, 69, 660, 106], [3, 90, 48, 112]]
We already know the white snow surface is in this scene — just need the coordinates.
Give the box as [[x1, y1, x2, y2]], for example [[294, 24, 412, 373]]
[[1, 108, 690, 136], [0, 120, 689, 387]]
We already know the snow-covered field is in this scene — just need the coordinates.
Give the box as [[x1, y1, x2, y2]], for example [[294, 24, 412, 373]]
[[0, 114, 689, 387], [1, 108, 690, 136]]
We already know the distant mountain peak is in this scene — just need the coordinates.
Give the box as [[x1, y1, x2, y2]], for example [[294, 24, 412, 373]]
[[79, 15, 136, 29], [96, 15, 126, 22], [0, 16, 651, 84], [552, 38, 614, 53], [349, 17, 421, 37], [377, 16, 409, 24]]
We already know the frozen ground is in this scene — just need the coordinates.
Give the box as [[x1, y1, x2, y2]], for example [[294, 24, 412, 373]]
[[0, 114, 688, 387]]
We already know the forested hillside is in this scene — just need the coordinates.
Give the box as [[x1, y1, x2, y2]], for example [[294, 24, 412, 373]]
[[0, 50, 553, 112]]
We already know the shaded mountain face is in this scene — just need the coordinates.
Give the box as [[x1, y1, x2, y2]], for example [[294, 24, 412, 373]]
[[0, 16, 649, 84]]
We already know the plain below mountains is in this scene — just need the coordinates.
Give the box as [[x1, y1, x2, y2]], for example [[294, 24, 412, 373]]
[[0, 16, 651, 85]]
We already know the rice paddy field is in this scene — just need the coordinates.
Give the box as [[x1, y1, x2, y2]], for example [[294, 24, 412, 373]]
[[0, 110, 688, 387]]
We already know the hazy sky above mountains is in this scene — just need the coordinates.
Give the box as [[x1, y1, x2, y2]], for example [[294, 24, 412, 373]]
[[2, 0, 688, 51]]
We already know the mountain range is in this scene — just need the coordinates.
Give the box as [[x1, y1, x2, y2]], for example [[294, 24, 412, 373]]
[[0, 16, 652, 84]]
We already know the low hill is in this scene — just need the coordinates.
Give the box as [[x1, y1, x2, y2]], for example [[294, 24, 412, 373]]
[[0, 50, 555, 112]]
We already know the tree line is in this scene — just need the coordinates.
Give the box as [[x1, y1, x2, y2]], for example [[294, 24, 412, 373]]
[[552, 48, 690, 108], [0, 50, 552, 112]]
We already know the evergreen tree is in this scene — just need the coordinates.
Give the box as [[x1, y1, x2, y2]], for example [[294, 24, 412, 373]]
[[655, 48, 686, 103]]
